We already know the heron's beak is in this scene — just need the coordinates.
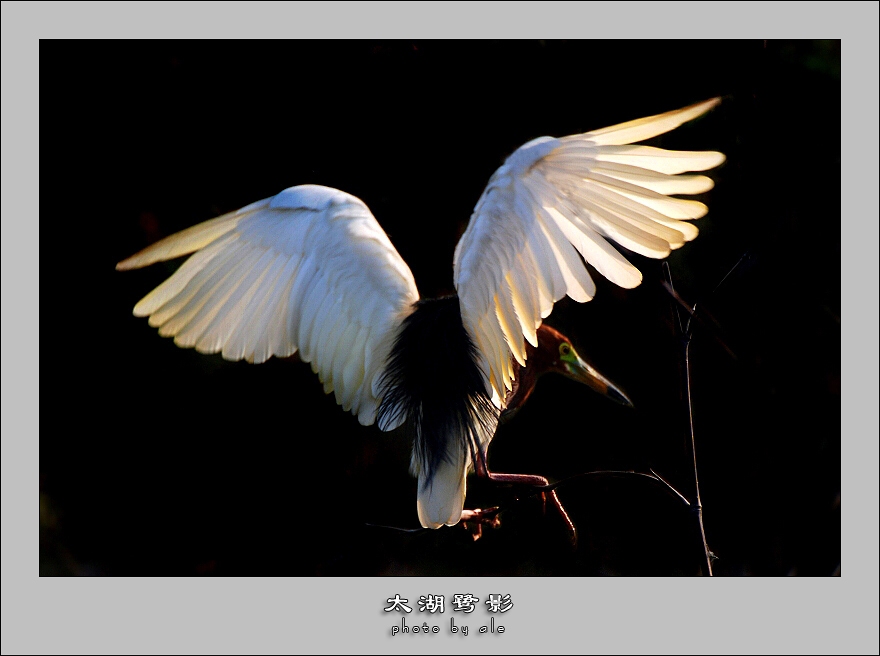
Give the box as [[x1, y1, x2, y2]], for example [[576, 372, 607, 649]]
[[564, 355, 634, 408]]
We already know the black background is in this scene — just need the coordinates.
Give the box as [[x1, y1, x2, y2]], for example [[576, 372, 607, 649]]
[[40, 40, 840, 576]]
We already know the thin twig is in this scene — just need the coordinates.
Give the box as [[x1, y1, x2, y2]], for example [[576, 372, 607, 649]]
[[689, 251, 751, 332], [542, 469, 691, 510], [661, 281, 736, 360], [663, 261, 714, 576], [708, 250, 751, 300], [649, 468, 692, 508], [363, 523, 425, 533], [364, 468, 693, 535], [685, 338, 714, 576]]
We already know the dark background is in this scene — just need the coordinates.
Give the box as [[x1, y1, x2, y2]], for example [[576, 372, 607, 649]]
[[40, 40, 840, 576]]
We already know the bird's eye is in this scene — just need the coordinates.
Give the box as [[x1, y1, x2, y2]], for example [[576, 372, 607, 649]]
[[559, 343, 571, 357]]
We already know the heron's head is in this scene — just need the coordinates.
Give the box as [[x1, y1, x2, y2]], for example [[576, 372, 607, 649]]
[[526, 324, 633, 408]]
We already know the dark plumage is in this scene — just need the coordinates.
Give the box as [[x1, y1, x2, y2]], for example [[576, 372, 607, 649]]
[[377, 296, 497, 490]]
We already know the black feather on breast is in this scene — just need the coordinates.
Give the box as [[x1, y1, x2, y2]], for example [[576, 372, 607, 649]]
[[377, 295, 499, 489]]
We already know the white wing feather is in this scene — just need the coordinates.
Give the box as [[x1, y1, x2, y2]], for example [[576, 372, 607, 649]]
[[118, 184, 420, 427], [453, 98, 725, 406]]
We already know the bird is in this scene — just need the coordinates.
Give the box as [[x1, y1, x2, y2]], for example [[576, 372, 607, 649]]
[[117, 98, 725, 534]]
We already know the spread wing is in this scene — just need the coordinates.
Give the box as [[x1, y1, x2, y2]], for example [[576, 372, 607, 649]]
[[453, 98, 726, 406], [117, 184, 420, 427]]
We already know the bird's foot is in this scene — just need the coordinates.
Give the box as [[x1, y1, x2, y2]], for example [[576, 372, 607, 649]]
[[459, 507, 501, 542]]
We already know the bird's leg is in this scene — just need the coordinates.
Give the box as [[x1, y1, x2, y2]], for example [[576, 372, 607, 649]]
[[472, 450, 578, 547], [486, 472, 577, 547]]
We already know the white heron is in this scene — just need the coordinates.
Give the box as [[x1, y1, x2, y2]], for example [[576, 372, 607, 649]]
[[118, 98, 725, 533]]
